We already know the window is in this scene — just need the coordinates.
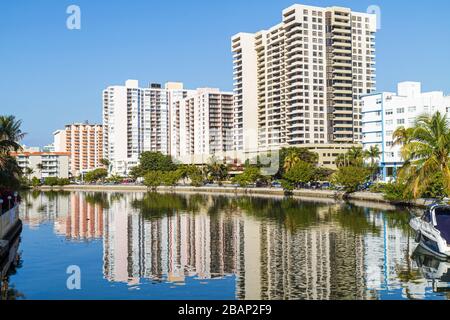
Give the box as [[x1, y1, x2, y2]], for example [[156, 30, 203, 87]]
[[397, 108, 405, 114], [408, 106, 416, 113], [386, 120, 393, 126], [385, 109, 393, 116], [397, 119, 405, 125]]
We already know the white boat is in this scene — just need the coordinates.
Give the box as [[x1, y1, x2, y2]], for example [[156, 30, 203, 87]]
[[410, 204, 450, 259]]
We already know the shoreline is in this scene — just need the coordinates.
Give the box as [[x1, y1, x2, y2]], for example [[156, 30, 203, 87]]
[[35, 185, 432, 209]]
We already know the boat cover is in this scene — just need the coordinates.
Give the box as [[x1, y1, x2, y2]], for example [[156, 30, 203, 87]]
[[435, 207, 450, 243]]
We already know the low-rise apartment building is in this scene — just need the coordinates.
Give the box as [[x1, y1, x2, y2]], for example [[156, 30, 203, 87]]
[[13, 151, 70, 179], [362, 82, 450, 181]]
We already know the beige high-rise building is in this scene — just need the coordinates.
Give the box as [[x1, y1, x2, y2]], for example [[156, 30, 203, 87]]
[[232, 4, 377, 155], [54, 123, 104, 177]]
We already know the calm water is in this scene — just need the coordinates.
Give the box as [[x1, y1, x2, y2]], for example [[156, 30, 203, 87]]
[[1, 191, 450, 300]]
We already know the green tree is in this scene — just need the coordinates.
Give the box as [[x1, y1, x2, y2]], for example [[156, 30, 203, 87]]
[[107, 175, 123, 184], [99, 158, 110, 170], [313, 167, 335, 182], [143, 171, 163, 190], [233, 166, 263, 187], [398, 112, 450, 198], [283, 161, 315, 187], [184, 165, 204, 187], [140, 152, 177, 173], [278, 147, 318, 177], [85, 168, 108, 183], [332, 166, 371, 194], [161, 169, 184, 186], [129, 165, 145, 180]]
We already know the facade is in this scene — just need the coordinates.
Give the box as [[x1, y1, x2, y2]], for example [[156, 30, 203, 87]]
[[13, 151, 70, 179], [171, 88, 234, 164], [103, 80, 190, 175], [305, 143, 359, 169], [53, 123, 104, 177], [232, 4, 377, 157], [362, 82, 450, 181]]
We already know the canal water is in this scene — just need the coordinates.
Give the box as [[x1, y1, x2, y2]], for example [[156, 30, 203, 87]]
[[1, 191, 449, 300]]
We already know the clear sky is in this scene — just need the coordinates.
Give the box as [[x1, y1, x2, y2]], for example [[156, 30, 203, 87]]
[[1, 0, 449, 146]]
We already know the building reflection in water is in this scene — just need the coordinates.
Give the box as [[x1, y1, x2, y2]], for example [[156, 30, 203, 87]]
[[20, 192, 103, 241], [19, 191, 449, 300]]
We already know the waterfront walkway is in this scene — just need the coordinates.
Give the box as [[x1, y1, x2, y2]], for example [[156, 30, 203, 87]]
[[38, 185, 434, 208]]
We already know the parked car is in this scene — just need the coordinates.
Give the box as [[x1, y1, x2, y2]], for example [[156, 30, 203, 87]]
[[271, 181, 282, 189]]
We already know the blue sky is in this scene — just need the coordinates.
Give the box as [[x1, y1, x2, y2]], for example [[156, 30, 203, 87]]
[[1, 0, 449, 146]]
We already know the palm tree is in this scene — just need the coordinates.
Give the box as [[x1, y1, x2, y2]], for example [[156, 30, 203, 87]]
[[24, 167, 34, 180], [393, 126, 415, 146], [398, 112, 450, 198], [393, 126, 415, 160], [283, 152, 301, 172], [365, 145, 381, 166], [336, 147, 365, 168], [207, 158, 228, 185], [0, 116, 25, 168], [0, 116, 25, 188]]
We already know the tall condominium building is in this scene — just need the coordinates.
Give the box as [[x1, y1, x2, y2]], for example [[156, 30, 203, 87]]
[[53, 123, 104, 177], [103, 80, 190, 175], [362, 82, 450, 181], [171, 88, 234, 164], [232, 4, 377, 156]]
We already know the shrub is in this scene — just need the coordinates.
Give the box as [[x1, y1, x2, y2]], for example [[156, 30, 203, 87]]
[[382, 182, 413, 202], [57, 178, 70, 186], [421, 172, 448, 199], [44, 177, 59, 186]]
